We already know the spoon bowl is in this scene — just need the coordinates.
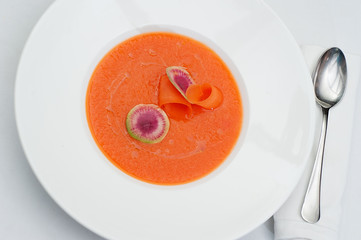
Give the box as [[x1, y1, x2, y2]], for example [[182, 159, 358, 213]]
[[313, 47, 347, 108]]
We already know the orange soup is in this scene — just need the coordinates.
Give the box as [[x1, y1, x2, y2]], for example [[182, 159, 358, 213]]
[[86, 32, 243, 185]]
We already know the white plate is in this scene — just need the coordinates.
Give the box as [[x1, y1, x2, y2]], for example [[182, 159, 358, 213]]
[[15, 0, 316, 239]]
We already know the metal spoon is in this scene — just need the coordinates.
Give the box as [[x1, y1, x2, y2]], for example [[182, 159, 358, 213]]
[[301, 47, 347, 223]]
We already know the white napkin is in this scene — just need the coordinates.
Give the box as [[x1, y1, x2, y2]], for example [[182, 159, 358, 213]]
[[273, 45, 361, 240]]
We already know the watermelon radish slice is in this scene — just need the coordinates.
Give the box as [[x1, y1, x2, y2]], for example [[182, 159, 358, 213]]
[[126, 104, 170, 144], [166, 66, 195, 100]]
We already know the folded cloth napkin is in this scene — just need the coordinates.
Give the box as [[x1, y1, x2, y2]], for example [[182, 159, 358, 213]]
[[273, 45, 361, 240]]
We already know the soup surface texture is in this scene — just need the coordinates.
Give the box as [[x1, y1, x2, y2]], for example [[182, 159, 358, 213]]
[[86, 32, 243, 185]]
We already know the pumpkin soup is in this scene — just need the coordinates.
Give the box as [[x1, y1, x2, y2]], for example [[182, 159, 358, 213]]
[[86, 32, 243, 185]]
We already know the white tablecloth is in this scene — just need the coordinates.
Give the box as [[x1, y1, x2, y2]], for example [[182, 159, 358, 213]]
[[1, 0, 360, 239]]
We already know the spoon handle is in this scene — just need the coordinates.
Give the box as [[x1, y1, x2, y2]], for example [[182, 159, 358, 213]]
[[301, 107, 329, 223]]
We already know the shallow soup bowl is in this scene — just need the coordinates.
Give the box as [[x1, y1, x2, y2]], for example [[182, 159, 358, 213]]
[[15, 1, 316, 239]]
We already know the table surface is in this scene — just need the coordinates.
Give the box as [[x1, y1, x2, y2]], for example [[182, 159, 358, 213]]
[[1, 0, 360, 239]]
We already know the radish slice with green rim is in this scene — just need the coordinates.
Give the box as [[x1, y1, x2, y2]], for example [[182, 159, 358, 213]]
[[166, 66, 195, 100], [126, 104, 170, 144]]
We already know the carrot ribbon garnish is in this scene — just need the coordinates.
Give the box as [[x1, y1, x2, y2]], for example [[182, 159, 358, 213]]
[[158, 67, 223, 120], [186, 83, 223, 110]]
